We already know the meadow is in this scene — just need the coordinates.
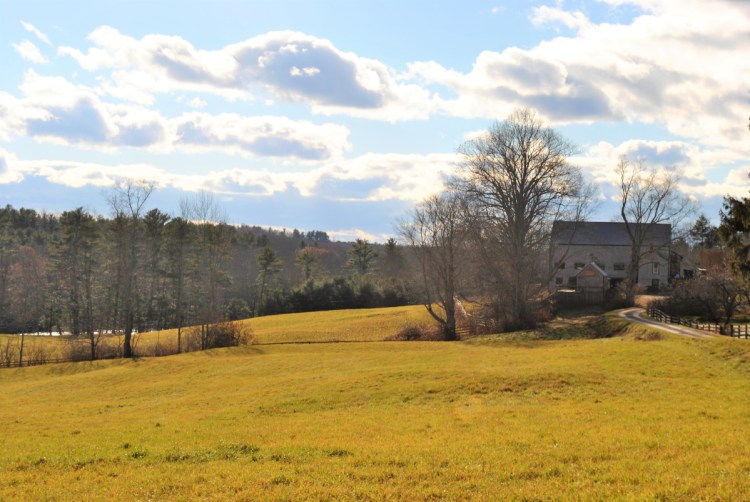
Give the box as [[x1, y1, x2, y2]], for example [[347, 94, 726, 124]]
[[1, 306, 436, 365], [2, 309, 750, 500]]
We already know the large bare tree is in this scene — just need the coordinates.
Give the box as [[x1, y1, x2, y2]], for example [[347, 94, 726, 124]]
[[400, 191, 466, 340], [455, 108, 592, 329], [108, 179, 154, 358], [617, 157, 695, 305]]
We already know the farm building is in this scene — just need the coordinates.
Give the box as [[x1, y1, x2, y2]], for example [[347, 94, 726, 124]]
[[549, 221, 677, 294]]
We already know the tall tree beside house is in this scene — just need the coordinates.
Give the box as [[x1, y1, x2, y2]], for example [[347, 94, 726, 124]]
[[454, 108, 594, 329], [617, 157, 695, 306], [400, 191, 466, 340], [689, 213, 719, 249]]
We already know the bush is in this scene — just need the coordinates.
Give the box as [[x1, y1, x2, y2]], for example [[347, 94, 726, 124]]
[[386, 324, 445, 341], [650, 275, 739, 324], [186, 321, 253, 351]]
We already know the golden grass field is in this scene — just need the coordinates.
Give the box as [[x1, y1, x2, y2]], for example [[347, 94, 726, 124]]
[[1, 306, 436, 362], [2, 308, 750, 500]]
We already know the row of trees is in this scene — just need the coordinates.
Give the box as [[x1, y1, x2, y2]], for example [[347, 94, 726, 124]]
[[0, 190, 414, 361]]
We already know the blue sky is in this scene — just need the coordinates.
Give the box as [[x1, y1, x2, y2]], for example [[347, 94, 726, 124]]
[[1, 0, 748, 241]]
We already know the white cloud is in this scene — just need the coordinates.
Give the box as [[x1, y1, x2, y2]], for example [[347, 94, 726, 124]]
[[7, 148, 456, 204], [58, 28, 436, 120], [0, 149, 23, 184], [299, 152, 457, 202], [20, 21, 51, 46], [531, 6, 591, 31], [12, 40, 48, 64], [574, 138, 750, 206], [0, 72, 351, 160], [412, 0, 750, 155]]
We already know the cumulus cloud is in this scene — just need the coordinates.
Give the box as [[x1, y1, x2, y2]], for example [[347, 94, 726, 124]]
[[574, 138, 749, 202], [58, 28, 435, 120], [12, 40, 48, 64], [0, 71, 350, 160], [412, 0, 750, 153]]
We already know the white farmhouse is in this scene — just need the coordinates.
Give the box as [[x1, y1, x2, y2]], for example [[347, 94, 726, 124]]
[[549, 221, 674, 293]]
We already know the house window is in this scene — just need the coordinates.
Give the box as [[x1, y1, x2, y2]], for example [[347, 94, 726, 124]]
[[555, 277, 563, 285], [652, 262, 660, 275], [574, 262, 585, 270], [613, 263, 625, 271]]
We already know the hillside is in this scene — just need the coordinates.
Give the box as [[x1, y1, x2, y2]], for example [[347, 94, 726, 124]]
[[2, 312, 750, 499]]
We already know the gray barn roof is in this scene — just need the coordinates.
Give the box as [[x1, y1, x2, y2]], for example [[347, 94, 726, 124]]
[[551, 221, 671, 247]]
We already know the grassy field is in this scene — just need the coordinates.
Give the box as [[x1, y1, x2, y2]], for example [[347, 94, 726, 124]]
[[1, 306, 435, 364], [2, 309, 750, 500]]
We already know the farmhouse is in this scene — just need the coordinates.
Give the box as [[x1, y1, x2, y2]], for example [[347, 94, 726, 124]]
[[549, 221, 675, 293]]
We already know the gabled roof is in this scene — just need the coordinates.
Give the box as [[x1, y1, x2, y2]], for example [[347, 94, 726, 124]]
[[577, 262, 609, 278], [551, 221, 671, 247]]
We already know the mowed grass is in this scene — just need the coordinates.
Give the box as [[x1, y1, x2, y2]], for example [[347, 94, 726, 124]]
[[2, 313, 750, 500]]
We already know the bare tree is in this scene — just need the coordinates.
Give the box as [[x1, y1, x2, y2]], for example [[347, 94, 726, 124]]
[[617, 157, 695, 305], [400, 191, 465, 340], [108, 179, 154, 358], [180, 192, 231, 347], [454, 108, 593, 329]]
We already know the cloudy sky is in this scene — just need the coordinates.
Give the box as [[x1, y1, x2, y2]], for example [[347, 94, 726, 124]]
[[1, 0, 748, 241]]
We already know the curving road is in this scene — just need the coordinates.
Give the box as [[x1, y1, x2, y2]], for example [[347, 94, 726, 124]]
[[616, 308, 716, 338]]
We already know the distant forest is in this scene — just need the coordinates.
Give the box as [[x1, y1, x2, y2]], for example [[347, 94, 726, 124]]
[[0, 203, 416, 336]]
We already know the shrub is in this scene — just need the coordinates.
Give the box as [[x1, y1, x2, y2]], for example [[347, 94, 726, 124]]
[[387, 324, 445, 341], [186, 321, 253, 351]]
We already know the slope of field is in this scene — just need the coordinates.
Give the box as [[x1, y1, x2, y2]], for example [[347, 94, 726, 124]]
[[2, 316, 750, 499], [0, 306, 435, 364]]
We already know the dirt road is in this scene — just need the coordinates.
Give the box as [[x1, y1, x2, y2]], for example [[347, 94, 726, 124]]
[[616, 308, 716, 339]]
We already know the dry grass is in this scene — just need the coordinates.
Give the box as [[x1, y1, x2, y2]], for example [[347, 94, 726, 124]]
[[2, 314, 750, 499]]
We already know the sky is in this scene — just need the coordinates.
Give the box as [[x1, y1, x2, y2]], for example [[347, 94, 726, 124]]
[[0, 0, 748, 242]]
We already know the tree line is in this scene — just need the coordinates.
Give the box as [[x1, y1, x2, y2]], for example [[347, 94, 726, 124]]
[[0, 188, 415, 360]]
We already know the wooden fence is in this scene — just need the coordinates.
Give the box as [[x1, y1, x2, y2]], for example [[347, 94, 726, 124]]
[[646, 308, 750, 339], [0, 358, 72, 369]]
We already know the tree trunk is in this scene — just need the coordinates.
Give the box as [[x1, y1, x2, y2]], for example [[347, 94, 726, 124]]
[[18, 332, 25, 367]]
